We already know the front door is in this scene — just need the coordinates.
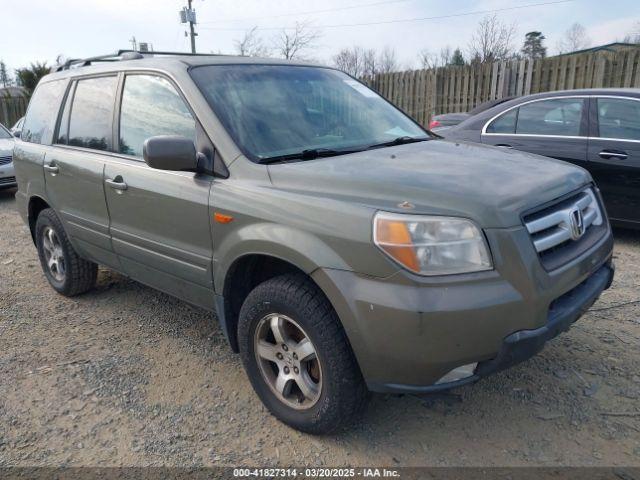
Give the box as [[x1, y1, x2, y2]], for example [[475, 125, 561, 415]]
[[44, 75, 119, 267], [587, 96, 640, 226], [103, 73, 215, 309]]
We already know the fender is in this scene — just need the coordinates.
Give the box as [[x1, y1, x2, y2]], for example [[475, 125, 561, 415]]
[[213, 221, 350, 293]]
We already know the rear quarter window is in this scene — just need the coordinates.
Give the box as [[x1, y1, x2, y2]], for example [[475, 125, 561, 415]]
[[21, 79, 67, 145]]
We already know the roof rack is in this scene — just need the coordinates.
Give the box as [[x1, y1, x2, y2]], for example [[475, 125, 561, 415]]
[[55, 50, 223, 71]]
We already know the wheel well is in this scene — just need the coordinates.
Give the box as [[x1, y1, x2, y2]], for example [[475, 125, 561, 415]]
[[28, 196, 50, 242], [222, 255, 308, 352]]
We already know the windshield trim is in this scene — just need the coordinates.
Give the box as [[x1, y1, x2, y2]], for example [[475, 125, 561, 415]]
[[189, 64, 433, 164]]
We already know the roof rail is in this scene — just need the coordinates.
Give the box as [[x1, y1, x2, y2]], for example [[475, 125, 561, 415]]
[[55, 50, 224, 71]]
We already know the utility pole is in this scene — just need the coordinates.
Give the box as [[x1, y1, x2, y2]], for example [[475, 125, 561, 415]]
[[188, 0, 196, 53], [180, 1, 198, 53]]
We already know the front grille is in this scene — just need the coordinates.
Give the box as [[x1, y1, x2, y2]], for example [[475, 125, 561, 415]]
[[0, 176, 16, 185], [524, 188, 607, 270], [0, 155, 11, 166]]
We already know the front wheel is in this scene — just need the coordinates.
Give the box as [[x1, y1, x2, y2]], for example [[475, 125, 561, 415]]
[[238, 274, 369, 434]]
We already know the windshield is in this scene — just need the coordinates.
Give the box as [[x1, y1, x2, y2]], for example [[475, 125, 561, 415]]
[[0, 124, 11, 139], [190, 65, 429, 162]]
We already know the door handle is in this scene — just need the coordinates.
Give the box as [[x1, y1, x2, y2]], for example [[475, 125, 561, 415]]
[[105, 178, 128, 191], [599, 150, 628, 160], [496, 144, 513, 149], [43, 164, 59, 174]]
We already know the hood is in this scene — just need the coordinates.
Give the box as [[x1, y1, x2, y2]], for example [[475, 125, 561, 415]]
[[267, 139, 591, 228]]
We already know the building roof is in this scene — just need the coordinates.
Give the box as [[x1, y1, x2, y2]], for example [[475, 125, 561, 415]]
[[556, 42, 639, 57]]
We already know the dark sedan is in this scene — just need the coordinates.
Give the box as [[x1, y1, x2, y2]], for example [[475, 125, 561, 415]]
[[442, 88, 640, 228]]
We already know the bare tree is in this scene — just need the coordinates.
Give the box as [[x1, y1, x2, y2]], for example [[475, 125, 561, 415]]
[[621, 21, 640, 44], [468, 15, 516, 63], [333, 46, 366, 77], [377, 47, 398, 74], [333, 46, 383, 77], [418, 46, 456, 69], [234, 27, 270, 57], [273, 22, 321, 60], [557, 23, 591, 53], [362, 48, 379, 76]]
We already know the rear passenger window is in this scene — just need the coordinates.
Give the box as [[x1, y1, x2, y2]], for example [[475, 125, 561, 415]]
[[597, 98, 640, 141], [486, 108, 517, 134], [516, 98, 584, 136], [21, 80, 66, 145], [68, 76, 118, 151], [119, 75, 196, 158]]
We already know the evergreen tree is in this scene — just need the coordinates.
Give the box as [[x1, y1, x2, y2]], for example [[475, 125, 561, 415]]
[[450, 48, 465, 66], [0, 61, 11, 87], [15, 62, 51, 95], [521, 31, 547, 59]]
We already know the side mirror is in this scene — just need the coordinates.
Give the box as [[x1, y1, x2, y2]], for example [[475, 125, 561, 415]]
[[13, 130, 21, 138], [143, 135, 198, 172]]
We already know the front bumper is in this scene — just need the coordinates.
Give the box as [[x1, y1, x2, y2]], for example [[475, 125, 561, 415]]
[[409, 261, 614, 393], [312, 224, 614, 393]]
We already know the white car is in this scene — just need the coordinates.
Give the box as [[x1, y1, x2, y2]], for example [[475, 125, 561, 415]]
[[0, 123, 15, 189]]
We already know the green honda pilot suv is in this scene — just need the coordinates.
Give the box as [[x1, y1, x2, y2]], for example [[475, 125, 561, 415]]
[[13, 51, 614, 433]]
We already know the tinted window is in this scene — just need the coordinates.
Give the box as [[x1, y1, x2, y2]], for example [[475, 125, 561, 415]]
[[21, 80, 66, 144], [68, 76, 118, 151], [597, 98, 640, 141], [486, 108, 517, 134], [190, 65, 427, 161], [516, 98, 584, 136], [119, 75, 196, 157]]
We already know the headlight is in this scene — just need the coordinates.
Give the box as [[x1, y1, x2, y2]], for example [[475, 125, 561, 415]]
[[373, 212, 492, 275]]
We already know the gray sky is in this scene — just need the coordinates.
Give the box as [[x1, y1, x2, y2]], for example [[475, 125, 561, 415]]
[[1, 0, 638, 73]]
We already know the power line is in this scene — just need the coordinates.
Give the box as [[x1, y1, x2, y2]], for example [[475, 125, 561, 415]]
[[199, 0, 575, 32], [199, 0, 412, 25]]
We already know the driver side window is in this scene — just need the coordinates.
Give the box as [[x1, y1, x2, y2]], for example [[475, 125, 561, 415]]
[[119, 74, 196, 158]]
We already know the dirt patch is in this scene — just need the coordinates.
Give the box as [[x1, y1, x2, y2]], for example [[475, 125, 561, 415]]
[[0, 187, 639, 467]]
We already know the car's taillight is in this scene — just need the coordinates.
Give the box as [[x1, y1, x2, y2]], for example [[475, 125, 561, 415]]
[[429, 119, 441, 129]]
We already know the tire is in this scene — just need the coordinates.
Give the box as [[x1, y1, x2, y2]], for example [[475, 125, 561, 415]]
[[238, 273, 369, 434], [35, 208, 97, 296]]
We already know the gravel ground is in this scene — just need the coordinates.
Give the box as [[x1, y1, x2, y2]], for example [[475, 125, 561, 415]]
[[0, 186, 639, 468]]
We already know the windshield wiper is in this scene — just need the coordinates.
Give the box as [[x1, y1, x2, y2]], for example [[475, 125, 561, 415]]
[[259, 147, 364, 164], [365, 136, 430, 150]]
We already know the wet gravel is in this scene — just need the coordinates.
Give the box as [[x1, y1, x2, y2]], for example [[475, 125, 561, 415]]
[[0, 187, 639, 467]]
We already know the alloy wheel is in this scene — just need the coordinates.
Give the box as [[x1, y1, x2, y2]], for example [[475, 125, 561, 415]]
[[42, 226, 66, 282], [254, 313, 322, 410]]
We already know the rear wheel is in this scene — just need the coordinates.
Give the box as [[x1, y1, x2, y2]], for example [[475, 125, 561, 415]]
[[238, 273, 369, 434], [35, 208, 97, 296]]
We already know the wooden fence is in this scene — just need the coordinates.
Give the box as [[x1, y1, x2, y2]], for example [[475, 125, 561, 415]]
[[0, 96, 27, 129], [362, 48, 640, 127]]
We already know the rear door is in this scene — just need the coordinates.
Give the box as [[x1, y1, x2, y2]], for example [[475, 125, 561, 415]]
[[587, 96, 640, 226], [43, 75, 119, 267], [481, 96, 589, 169], [103, 72, 215, 309]]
